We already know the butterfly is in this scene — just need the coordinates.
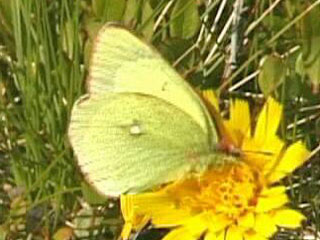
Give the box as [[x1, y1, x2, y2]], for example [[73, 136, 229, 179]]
[[68, 24, 238, 197]]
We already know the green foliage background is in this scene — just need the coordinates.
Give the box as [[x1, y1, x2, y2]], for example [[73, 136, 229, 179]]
[[0, 0, 319, 239]]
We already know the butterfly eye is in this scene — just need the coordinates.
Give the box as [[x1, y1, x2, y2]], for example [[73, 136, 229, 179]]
[[229, 147, 242, 157], [215, 141, 242, 157]]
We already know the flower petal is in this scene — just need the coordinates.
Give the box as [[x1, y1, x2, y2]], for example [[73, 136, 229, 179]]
[[254, 213, 277, 237], [242, 134, 284, 170], [162, 215, 208, 240], [254, 97, 282, 144], [244, 232, 268, 240], [216, 231, 226, 240], [260, 185, 286, 195], [204, 232, 218, 240], [136, 196, 191, 227], [225, 99, 251, 146], [162, 227, 199, 240], [203, 90, 219, 111], [202, 90, 236, 147], [120, 194, 150, 239], [205, 213, 231, 232], [256, 187, 288, 212], [239, 212, 255, 229], [121, 194, 134, 221], [121, 192, 193, 228], [183, 214, 209, 234], [272, 208, 306, 228], [131, 192, 175, 213], [268, 141, 310, 183], [121, 222, 133, 240], [152, 208, 193, 227], [226, 226, 243, 240]]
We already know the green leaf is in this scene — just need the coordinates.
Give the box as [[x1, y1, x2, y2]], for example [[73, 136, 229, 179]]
[[157, 38, 196, 73], [11, 161, 28, 188], [258, 55, 286, 96], [301, 6, 320, 93], [83, 20, 104, 69], [169, 0, 200, 39], [139, 0, 154, 40], [92, 0, 126, 22], [157, 38, 193, 63], [123, 0, 137, 27], [83, 38, 93, 70], [282, 76, 302, 101], [84, 19, 104, 40], [295, 53, 305, 76], [62, 20, 79, 60], [0, 0, 15, 52], [123, 0, 155, 40], [263, 15, 287, 34], [0, 0, 13, 51]]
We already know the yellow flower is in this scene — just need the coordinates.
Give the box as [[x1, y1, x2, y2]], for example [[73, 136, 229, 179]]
[[120, 94, 310, 240]]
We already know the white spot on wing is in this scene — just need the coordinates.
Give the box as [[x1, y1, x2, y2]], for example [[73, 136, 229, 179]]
[[129, 122, 143, 135]]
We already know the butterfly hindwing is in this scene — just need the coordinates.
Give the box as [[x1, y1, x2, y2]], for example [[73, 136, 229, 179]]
[[69, 93, 214, 196]]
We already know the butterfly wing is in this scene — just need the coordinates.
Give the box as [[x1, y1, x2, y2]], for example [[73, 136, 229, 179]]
[[88, 24, 216, 144], [69, 93, 217, 197]]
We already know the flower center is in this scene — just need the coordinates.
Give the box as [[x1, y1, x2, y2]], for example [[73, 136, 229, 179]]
[[174, 162, 262, 220]]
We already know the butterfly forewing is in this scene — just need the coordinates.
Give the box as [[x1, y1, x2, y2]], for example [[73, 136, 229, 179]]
[[88, 25, 217, 145]]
